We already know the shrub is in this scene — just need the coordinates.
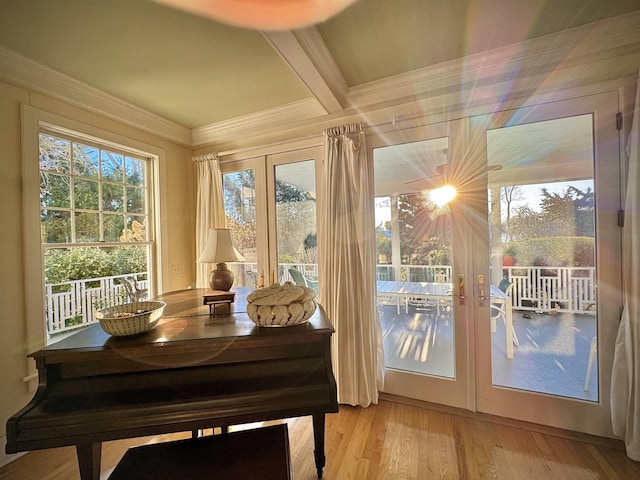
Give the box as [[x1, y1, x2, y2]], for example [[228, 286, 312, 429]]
[[503, 236, 594, 267]]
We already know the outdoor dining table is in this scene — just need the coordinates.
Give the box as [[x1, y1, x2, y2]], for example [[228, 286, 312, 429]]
[[376, 281, 516, 359]]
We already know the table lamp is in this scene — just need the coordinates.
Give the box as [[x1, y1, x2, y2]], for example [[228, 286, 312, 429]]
[[197, 228, 246, 291]]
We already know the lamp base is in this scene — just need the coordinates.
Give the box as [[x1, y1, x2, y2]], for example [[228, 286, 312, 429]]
[[209, 262, 234, 291]]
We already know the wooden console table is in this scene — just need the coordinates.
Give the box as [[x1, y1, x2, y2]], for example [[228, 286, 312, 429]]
[[6, 288, 338, 479]]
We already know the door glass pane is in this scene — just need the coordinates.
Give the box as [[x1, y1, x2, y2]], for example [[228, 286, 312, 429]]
[[374, 138, 455, 378], [223, 170, 258, 287], [487, 115, 598, 401], [274, 160, 317, 290]]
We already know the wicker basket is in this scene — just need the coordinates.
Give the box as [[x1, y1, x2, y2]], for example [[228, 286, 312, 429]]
[[95, 301, 166, 337]]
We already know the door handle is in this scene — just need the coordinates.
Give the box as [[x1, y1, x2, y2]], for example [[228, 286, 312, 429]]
[[458, 274, 465, 305], [478, 274, 487, 307]]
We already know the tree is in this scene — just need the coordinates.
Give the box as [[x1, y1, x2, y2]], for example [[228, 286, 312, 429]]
[[397, 193, 450, 266], [500, 186, 525, 241], [538, 186, 594, 237], [222, 171, 257, 259], [501, 183, 595, 268], [275, 180, 316, 259], [505, 205, 541, 241]]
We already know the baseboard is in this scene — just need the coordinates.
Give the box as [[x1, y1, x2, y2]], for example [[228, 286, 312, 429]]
[[0, 441, 26, 469]]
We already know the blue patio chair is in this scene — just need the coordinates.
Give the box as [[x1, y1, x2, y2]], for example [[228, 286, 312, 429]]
[[288, 268, 318, 292]]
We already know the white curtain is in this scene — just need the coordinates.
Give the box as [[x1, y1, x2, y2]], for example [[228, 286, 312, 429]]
[[195, 154, 226, 288], [611, 68, 640, 461], [319, 123, 384, 407]]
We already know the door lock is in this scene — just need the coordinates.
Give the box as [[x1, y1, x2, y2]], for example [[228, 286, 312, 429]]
[[478, 274, 487, 307]]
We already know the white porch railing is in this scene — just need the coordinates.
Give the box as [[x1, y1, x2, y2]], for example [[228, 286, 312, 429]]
[[375, 264, 596, 315], [45, 273, 148, 337], [503, 266, 596, 314], [45, 264, 595, 339], [243, 262, 596, 314]]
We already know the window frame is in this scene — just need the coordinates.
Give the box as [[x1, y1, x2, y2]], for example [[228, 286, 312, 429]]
[[21, 105, 166, 356]]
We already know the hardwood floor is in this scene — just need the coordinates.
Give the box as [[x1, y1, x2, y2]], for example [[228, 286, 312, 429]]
[[1, 398, 638, 479]]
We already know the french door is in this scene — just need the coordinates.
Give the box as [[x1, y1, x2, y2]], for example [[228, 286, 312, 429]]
[[220, 146, 322, 290], [370, 119, 475, 410], [471, 92, 621, 436], [371, 91, 622, 436]]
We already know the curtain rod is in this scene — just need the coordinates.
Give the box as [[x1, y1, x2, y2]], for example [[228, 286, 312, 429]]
[[192, 152, 219, 162], [324, 122, 363, 137]]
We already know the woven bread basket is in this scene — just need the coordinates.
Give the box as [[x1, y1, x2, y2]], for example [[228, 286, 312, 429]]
[[95, 301, 166, 336]]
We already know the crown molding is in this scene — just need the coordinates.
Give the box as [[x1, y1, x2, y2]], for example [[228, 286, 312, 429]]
[[0, 46, 192, 146], [192, 97, 326, 147]]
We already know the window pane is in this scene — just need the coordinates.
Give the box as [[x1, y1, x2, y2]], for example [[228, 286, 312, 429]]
[[126, 186, 146, 213], [125, 157, 145, 186], [223, 170, 257, 287], [487, 114, 598, 401], [39, 134, 70, 173], [75, 212, 100, 242], [100, 150, 124, 181], [74, 178, 99, 210], [73, 143, 99, 178], [374, 137, 454, 379], [275, 160, 317, 285], [102, 183, 124, 212], [41, 209, 71, 243], [41, 173, 70, 208], [103, 214, 125, 242]]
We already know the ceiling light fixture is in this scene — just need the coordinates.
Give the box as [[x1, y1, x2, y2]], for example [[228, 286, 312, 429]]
[[152, 0, 357, 31]]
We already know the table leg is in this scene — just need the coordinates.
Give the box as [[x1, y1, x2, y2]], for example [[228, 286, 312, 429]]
[[506, 301, 514, 359], [312, 413, 326, 478], [76, 442, 101, 480]]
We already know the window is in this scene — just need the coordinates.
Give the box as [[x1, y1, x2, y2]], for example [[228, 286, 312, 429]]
[[38, 128, 156, 341]]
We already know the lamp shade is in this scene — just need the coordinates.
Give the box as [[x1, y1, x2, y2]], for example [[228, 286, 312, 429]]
[[197, 228, 246, 264]]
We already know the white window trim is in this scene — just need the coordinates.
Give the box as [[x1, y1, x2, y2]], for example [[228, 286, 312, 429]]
[[20, 105, 167, 368]]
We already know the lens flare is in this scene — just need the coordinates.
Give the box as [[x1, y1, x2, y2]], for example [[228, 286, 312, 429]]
[[430, 185, 457, 207]]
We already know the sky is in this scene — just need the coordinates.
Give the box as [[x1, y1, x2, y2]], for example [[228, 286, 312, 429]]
[[375, 179, 594, 227]]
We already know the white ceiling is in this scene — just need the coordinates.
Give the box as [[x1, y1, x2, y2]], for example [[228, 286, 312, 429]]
[[1, 0, 640, 148]]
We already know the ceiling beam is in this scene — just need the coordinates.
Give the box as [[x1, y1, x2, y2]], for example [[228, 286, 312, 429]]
[[262, 28, 347, 114]]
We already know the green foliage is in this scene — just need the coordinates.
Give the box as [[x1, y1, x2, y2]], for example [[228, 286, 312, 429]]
[[505, 184, 594, 241], [376, 233, 392, 263], [110, 246, 148, 278], [45, 246, 147, 285], [503, 236, 594, 267], [278, 247, 317, 265]]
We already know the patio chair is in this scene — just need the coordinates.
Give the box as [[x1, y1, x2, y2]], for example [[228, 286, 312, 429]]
[[407, 296, 438, 315], [288, 268, 318, 292], [491, 280, 519, 347]]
